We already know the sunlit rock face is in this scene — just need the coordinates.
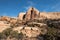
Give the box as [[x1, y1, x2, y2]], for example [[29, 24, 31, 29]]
[[13, 25, 47, 37], [18, 12, 25, 20], [21, 27, 40, 37], [17, 7, 40, 21], [10, 18, 17, 24], [13, 26, 40, 37], [40, 12, 60, 19], [25, 7, 40, 20], [40, 12, 48, 19], [0, 21, 10, 32], [47, 12, 60, 19], [0, 16, 10, 21]]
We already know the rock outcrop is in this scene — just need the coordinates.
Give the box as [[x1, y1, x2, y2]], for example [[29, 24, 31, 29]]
[[18, 7, 40, 21], [25, 7, 40, 20], [17, 7, 60, 21], [18, 12, 25, 20]]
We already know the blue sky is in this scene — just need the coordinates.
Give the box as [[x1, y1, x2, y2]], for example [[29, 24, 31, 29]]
[[0, 0, 60, 17]]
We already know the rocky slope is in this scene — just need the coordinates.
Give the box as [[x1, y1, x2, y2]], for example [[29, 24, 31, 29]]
[[0, 7, 60, 40]]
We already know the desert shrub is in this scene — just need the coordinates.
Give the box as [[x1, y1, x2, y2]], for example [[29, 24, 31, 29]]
[[2, 28, 12, 37], [17, 32, 24, 39], [47, 27, 57, 36], [47, 19, 60, 29], [1, 28, 24, 40], [10, 31, 24, 40], [43, 27, 58, 40], [0, 33, 7, 39], [10, 31, 19, 38]]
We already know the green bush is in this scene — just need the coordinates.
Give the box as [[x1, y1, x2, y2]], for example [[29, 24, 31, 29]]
[[2, 28, 12, 37], [1, 28, 24, 39], [10, 31, 18, 38], [43, 27, 58, 40], [0, 33, 6, 39], [10, 31, 24, 39]]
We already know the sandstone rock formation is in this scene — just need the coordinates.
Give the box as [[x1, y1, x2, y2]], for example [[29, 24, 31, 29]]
[[17, 7, 40, 21], [25, 7, 40, 20], [18, 12, 25, 20], [17, 7, 60, 21]]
